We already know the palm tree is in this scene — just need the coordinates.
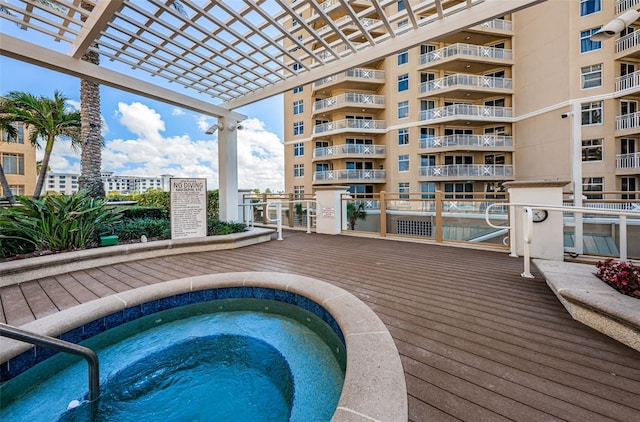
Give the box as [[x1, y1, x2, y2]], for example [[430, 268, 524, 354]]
[[2, 91, 81, 198], [0, 112, 18, 204], [77, 0, 104, 198], [347, 202, 367, 230]]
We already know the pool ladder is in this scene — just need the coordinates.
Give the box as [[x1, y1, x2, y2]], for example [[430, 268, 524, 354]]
[[0, 323, 100, 402]]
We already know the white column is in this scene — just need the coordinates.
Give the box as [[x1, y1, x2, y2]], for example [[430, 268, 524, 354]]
[[218, 118, 239, 222], [570, 101, 584, 255]]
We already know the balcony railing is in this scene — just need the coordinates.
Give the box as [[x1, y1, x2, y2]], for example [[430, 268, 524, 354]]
[[473, 18, 512, 31], [616, 111, 640, 130], [616, 70, 640, 92], [420, 134, 513, 149], [314, 144, 386, 158], [617, 0, 640, 13], [420, 74, 512, 94], [314, 119, 386, 134], [420, 104, 512, 121], [313, 68, 385, 88], [616, 30, 640, 54], [420, 164, 514, 177], [316, 16, 381, 36], [617, 152, 640, 169], [419, 43, 512, 65], [313, 169, 386, 182], [313, 93, 385, 112]]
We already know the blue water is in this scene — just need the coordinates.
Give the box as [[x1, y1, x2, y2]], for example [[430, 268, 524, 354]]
[[0, 299, 346, 422]]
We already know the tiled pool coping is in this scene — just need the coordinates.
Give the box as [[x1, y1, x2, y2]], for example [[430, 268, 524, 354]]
[[0, 272, 408, 422]]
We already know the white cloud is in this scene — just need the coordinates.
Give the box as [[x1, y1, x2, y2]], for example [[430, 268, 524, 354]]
[[172, 108, 186, 116], [46, 102, 284, 192]]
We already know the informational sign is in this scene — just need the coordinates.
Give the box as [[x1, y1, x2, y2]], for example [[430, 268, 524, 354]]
[[170, 178, 207, 239], [322, 207, 335, 219]]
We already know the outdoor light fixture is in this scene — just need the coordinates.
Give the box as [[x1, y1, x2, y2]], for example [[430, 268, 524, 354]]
[[590, 9, 640, 41], [205, 121, 243, 134]]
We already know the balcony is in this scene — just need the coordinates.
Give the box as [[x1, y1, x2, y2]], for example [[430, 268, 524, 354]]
[[617, 0, 640, 13], [420, 104, 513, 123], [313, 144, 386, 160], [616, 30, 640, 59], [316, 16, 383, 37], [313, 68, 385, 91], [313, 119, 386, 135], [419, 43, 512, 72], [616, 152, 640, 170], [420, 134, 513, 151], [419, 74, 513, 99], [473, 18, 513, 32], [313, 169, 386, 184], [616, 111, 640, 131], [313, 92, 385, 113], [419, 164, 514, 179], [616, 70, 640, 92]]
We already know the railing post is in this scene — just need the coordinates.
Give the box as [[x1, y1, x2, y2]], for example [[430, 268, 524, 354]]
[[380, 191, 387, 237], [288, 193, 294, 228], [276, 201, 283, 240], [306, 200, 312, 234], [620, 215, 628, 262], [435, 191, 443, 242], [521, 207, 535, 278]]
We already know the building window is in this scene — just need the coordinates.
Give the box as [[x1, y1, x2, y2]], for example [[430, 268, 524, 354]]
[[292, 19, 298, 27], [581, 64, 602, 89], [1, 122, 24, 143], [421, 155, 436, 167], [621, 177, 637, 199], [420, 182, 436, 199], [293, 121, 304, 135], [398, 101, 409, 119], [294, 164, 304, 177], [397, 74, 409, 91], [420, 127, 435, 141], [397, 0, 405, 11], [398, 19, 408, 28], [581, 101, 602, 125], [292, 63, 302, 71], [398, 154, 409, 172], [444, 182, 474, 199], [582, 139, 603, 161], [294, 142, 304, 156], [294, 185, 304, 199], [293, 86, 303, 94], [583, 177, 604, 199], [397, 50, 408, 65], [398, 182, 410, 198], [2, 184, 25, 196], [293, 100, 304, 114], [445, 155, 473, 165], [580, 27, 602, 53], [580, 0, 601, 16], [1, 153, 24, 175], [398, 128, 409, 145]]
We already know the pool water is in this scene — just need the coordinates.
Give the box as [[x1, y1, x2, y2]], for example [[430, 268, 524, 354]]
[[0, 299, 346, 422]]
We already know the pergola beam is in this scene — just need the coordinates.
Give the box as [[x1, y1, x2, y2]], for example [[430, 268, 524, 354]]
[[1, 34, 245, 121], [67, 0, 124, 59]]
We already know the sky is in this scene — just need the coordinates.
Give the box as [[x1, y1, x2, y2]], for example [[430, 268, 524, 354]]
[[0, 29, 286, 193]]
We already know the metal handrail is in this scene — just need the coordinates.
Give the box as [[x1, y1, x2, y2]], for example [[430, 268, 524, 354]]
[[0, 323, 100, 402], [266, 200, 318, 240]]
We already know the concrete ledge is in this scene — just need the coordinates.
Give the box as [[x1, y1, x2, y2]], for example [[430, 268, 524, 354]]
[[1, 272, 408, 422], [533, 259, 640, 351], [0, 228, 274, 287]]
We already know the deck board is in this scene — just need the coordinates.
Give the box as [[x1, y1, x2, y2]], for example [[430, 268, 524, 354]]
[[1, 232, 639, 421]]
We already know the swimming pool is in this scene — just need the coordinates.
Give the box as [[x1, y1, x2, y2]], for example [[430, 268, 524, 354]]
[[1, 298, 346, 421], [0, 272, 408, 421]]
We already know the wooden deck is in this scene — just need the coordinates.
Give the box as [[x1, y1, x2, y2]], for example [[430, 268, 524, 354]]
[[2, 231, 639, 421]]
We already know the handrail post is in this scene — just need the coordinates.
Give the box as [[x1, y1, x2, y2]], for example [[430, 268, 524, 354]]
[[0, 323, 100, 403], [379, 191, 387, 237], [276, 201, 283, 240], [521, 207, 535, 278], [435, 191, 443, 242], [306, 200, 311, 234], [620, 215, 628, 262]]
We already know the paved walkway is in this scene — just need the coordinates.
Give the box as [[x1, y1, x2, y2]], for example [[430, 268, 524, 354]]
[[1, 232, 639, 421]]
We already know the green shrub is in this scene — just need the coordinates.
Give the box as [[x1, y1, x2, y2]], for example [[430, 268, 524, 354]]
[[207, 219, 245, 235], [207, 190, 219, 220], [0, 193, 121, 255], [117, 206, 166, 220], [113, 218, 171, 241], [133, 189, 170, 213]]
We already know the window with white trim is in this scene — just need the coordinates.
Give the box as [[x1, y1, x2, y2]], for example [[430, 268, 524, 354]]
[[398, 101, 409, 119], [294, 164, 304, 177], [583, 177, 604, 199], [581, 101, 602, 125], [420, 182, 436, 199], [398, 129, 409, 145], [398, 74, 409, 91], [397, 50, 408, 65], [293, 100, 303, 114], [398, 155, 409, 172], [398, 182, 410, 199], [581, 64, 602, 89], [580, 27, 602, 53], [580, 0, 601, 16], [1, 153, 24, 174], [294, 142, 304, 156], [293, 86, 303, 94], [293, 121, 304, 135], [294, 185, 304, 199], [582, 139, 603, 161]]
